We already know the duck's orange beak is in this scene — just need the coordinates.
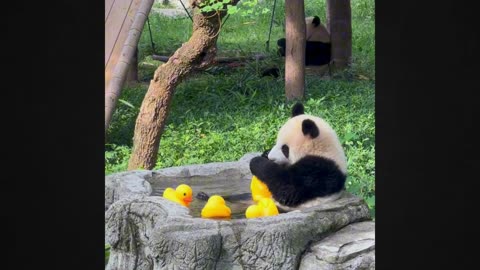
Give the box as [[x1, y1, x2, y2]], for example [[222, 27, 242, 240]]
[[183, 197, 193, 204]]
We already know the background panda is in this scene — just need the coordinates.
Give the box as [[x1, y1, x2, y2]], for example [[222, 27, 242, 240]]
[[277, 15, 332, 66], [250, 103, 346, 211]]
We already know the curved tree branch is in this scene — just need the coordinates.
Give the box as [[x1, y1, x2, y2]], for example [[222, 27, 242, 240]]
[[128, 2, 238, 170]]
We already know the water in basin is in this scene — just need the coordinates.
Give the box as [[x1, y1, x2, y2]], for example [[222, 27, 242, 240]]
[[148, 174, 256, 219]]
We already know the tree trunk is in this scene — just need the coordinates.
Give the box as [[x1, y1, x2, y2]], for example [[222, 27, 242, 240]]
[[285, 0, 306, 101], [152, 54, 266, 63], [128, 3, 233, 170], [326, 0, 352, 70]]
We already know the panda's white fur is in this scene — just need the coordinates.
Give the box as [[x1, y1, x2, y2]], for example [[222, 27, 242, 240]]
[[305, 16, 331, 43], [273, 16, 331, 67]]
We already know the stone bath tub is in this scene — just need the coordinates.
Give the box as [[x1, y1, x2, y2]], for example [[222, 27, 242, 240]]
[[105, 153, 375, 269]]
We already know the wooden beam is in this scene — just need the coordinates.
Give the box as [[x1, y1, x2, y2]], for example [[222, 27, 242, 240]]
[[105, 0, 155, 132]]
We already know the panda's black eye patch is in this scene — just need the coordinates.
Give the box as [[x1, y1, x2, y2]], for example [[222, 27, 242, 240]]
[[281, 144, 289, 158]]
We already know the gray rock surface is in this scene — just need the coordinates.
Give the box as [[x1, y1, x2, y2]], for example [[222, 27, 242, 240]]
[[105, 193, 371, 270], [299, 221, 375, 270], [105, 153, 260, 212], [151, 152, 255, 178], [147, 152, 259, 198], [104, 153, 375, 269], [105, 170, 153, 211]]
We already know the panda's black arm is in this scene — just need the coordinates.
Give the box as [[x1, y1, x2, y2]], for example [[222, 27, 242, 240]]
[[250, 156, 346, 206], [250, 156, 288, 184], [288, 156, 347, 197], [261, 149, 271, 158], [249, 156, 310, 206]]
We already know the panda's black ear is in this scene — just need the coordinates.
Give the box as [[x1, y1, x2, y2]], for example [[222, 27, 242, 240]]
[[312, 16, 320, 27], [302, 119, 319, 138], [292, 102, 304, 117]]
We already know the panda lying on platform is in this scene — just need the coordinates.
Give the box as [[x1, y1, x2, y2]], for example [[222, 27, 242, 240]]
[[277, 15, 332, 66], [249, 103, 346, 211]]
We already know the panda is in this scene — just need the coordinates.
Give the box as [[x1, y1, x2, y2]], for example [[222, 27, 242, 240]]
[[277, 15, 332, 66], [249, 102, 346, 211]]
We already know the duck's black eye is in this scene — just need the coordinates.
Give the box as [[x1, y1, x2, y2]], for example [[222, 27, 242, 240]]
[[184, 193, 186, 196], [281, 144, 289, 158]]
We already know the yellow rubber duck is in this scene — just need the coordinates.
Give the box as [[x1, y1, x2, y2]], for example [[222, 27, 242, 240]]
[[162, 184, 193, 207], [201, 195, 231, 218], [245, 197, 279, 219], [250, 175, 272, 202]]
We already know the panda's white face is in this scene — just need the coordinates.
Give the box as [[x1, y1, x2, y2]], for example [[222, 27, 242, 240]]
[[268, 146, 289, 165], [268, 116, 308, 165], [268, 114, 347, 174]]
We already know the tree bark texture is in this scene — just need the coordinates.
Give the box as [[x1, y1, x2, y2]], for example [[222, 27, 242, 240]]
[[128, 2, 235, 170], [285, 0, 306, 101], [326, 0, 352, 70], [152, 54, 266, 63]]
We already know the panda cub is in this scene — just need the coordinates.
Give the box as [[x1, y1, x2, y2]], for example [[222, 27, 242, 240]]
[[277, 15, 332, 66], [249, 103, 346, 211]]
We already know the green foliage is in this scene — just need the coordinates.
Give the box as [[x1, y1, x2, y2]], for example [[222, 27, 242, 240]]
[[105, 144, 132, 173], [107, 0, 375, 216], [105, 244, 110, 266], [152, 1, 176, 9], [198, 0, 268, 16]]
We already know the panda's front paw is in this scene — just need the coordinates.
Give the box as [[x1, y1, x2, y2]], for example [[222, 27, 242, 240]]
[[249, 156, 268, 175], [261, 149, 271, 158]]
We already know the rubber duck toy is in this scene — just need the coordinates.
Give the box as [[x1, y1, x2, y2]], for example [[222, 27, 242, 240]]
[[245, 197, 279, 219], [250, 175, 272, 202], [201, 195, 231, 218], [162, 184, 193, 207]]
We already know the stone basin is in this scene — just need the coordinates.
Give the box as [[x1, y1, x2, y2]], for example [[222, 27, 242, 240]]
[[147, 153, 256, 219], [105, 153, 375, 269]]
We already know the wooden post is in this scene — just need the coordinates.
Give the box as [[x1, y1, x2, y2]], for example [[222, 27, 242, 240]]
[[126, 47, 139, 85], [285, 0, 306, 101], [326, 0, 352, 70], [105, 0, 154, 132]]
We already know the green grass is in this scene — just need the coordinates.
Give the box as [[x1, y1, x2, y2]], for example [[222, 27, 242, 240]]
[[106, 0, 375, 216], [152, 1, 176, 9], [105, 244, 110, 266]]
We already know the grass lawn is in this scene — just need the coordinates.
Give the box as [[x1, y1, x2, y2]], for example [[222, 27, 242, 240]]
[[105, 0, 375, 216]]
